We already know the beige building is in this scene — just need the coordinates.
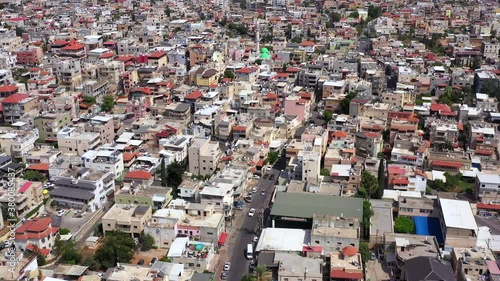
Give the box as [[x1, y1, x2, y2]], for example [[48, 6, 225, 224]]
[[57, 127, 101, 156], [0, 181, 43, 217], [84, 115, 115, 144], [188, 137, 222, 176], [323, 80, 346, 98], [1, 93, 38, 124], [381, 90, 416, 107], [102, 204, 153, 238], [275, 252, 323, 281], [330, 248, 364, 281], [451, 247, 495, 281], [438, 198, 478, 248], [398, 196, 438, 218], [383, 233, 440, 269]]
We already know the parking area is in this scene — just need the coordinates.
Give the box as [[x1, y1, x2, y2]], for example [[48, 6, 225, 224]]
[[130, 249, 167, 265], [51, 209, 94, 234], [365, 259, 391, 281]]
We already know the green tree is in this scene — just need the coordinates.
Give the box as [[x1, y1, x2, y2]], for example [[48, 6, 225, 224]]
[[101, 94, 115, 112], [82, 255, 101, 270], [394, 216, 415, 233], [58, 240, 82, 265], [223, 70, 235, 79], [166, 161, 185, 197], [59, 228, 71, 235], [241, 274, 256, 281], [362, 200, 373, 239], [359, 241, 370, 264], [83, 96, 96, 107], [323, 110, 333, 123], [376, 159, 385, 199], [160, 158, 167, 187], [253, 265, 271, 281], [23, 170, 46, 182], [320, 168, 330, 176], [339, 92, 357, 114], [329, 12, 341, 23], [139, 233, 156, 251], [444, 172, 462, 191], [267, 151, 279, 164], [35, 249, 46, 266], [291, 36, 303, 43], [350, 11, 360, 18], [359, 172, 380, 199], [95, 231, 137, 269], [434, 179, 447, 191]]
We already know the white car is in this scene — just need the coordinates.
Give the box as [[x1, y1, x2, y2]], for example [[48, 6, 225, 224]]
[[223, 262, 231, 271], [248, 208, 256, 217], [266, 165, 273, 171], [251, 187, 257, 193], [57, 210, 65, 217], [253, 236, 258, 243]]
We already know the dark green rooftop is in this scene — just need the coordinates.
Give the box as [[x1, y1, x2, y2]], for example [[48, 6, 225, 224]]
[[270, 192, 364, 220]]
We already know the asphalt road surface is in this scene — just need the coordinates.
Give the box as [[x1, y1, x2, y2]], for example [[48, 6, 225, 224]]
[[475, 215, 500, 235], [224, 169, 280, 281]]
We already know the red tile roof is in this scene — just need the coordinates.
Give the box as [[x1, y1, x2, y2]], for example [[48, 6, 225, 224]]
[[26, 244, 50, 256], [475, 149, 493, 155], [330, 269, 363, 280], [122, 152, 139, 162], [393, 178, 410, 185], [1, 93, 30, 104], [299, 40, 316, 47], [388, 165, 406, 174], [332, 131, 348, 138], [61, 41, 85, 50], [233, 125, 246, 132], [125, 170, 152, 180], [430, 103, 451, 112], [148, 51, 167, 59], [131, 87, 152, 95], [15, 218, 55, 240], [185, 90, 203, 100], [0, 85, 18, 92], [432, 160, 462, 168]]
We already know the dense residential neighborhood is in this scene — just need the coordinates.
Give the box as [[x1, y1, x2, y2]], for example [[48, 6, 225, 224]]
[[0, 0, 499, 280]]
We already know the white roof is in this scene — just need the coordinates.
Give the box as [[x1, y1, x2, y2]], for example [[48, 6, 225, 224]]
[[439, 198, 477, 230], [432, 171, 446, 182], [382, 190, 421, 201], [330, 164, 351, 177], [476, 173, 500, 184], [255, 228, 309, 252], [167, 237, 189, 257]]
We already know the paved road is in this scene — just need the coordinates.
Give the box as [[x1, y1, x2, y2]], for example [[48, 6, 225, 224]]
[[222, 169, 280, 281], [475, 215, 500, 235]]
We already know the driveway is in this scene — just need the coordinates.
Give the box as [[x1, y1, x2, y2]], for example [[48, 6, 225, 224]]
[[51, 210, 94, 234], [366, 259, 391, 281]]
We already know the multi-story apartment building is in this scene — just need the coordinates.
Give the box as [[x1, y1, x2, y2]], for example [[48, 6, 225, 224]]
[[188, 137, 222, 176], [398, 196, 438, 218], [102, 204, 152, 238], [83, 115, 115, 144], [481, 41, 500, 59], [0, 69, 13, 86], [475, 93, 498, 113], [323, 80, 346, 98], [0, 129, 39, 158], [50, 169, 115, 212], [57, 127, 101, 156], [0, 51, 17, 69], [81, 79, 109, 98], [81, 149, 124, 179], [56, 59, 83, 89], [355, 132, 383, 158], [0, 93, 37, 124], [13, 47, 44, 66], [159, 135, 193, 165], [0, 181, 43, 217], [34, 113, 72, 142], [428, 120, 459, 150]]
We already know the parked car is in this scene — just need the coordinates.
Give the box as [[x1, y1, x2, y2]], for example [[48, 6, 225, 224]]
[[149, 257, 158, 266], [370, 251, 376, 260], [253, 236, 259, 243], [252, 175, 260, 179], [251, 187, 258, 193], [260, 191, 266, 196], [269, 174, 275, 181], [266, 165, 273, 171], [223, 262, 231, 271], [57, 210, 65, 217], [138, 259, 145, 265], [263, 174, 269, 180], [244, 196, 252, 203], [221, 271, 228, 280], [248, 208, 256, 217]]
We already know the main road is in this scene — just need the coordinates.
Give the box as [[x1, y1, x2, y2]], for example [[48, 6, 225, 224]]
[[220, 168, 280, 281]]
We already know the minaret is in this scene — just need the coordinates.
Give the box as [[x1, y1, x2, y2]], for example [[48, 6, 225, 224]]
[[255, 19, 260, 56]]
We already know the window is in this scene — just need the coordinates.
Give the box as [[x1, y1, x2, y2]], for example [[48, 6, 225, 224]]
[[207, 232, 213, 235], [315, 240, 320, 244]]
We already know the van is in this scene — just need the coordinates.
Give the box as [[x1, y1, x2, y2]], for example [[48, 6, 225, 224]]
[[246, 244, 253, 259]]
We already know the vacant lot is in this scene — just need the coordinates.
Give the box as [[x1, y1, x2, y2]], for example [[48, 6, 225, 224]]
[[130, 249, 167, 265]]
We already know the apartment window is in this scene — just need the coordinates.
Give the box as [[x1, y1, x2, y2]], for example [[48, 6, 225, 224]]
[[315, 240, 320, 244], [107, 224, 111, 227], [134, 226, 138, 228], [207, 232, 213, 235]]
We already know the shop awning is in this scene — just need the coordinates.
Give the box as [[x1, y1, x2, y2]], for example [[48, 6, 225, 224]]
[[218, 232, 228, 246]]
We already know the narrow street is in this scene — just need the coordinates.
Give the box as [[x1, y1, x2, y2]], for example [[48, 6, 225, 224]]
[[215, 169, 280, 281]]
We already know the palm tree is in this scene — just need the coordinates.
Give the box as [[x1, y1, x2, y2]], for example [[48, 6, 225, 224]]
[[253, 265, 271, 281], [240, 274, 255, 281]]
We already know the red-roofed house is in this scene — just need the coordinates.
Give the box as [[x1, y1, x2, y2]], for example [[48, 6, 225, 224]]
[[15, 218, 58, 254], [148, 51, 167, 67], [299, 40, 316, 53], [235, 66, 259, 83], [430, 160, 463, 173], [60, 39, 86, 58], [124, 170, 153, 186], [355, 132, 383, 158], [329, 249, 363, 281], [1, 93, 37, 124], [0, 85, 19, 97]]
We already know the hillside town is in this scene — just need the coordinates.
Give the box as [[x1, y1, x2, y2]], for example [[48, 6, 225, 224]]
[[0, 0, 499, 280]]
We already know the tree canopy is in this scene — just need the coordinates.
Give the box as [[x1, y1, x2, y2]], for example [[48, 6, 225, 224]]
[[394, 216, 415, 234], [101, 94, 115, 112], [139, 233, 156, 251], [267, 151, 279, 164], [58, 239, 82, 265], [23, 170, 46, 182], [95, 231, 137, 269], [359, 171, 381, 199], [339, 92, 357, 114], [166, 161, 185, 197]]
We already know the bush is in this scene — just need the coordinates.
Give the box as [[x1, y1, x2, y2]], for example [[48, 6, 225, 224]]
[[394, 216, 415, 234]]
